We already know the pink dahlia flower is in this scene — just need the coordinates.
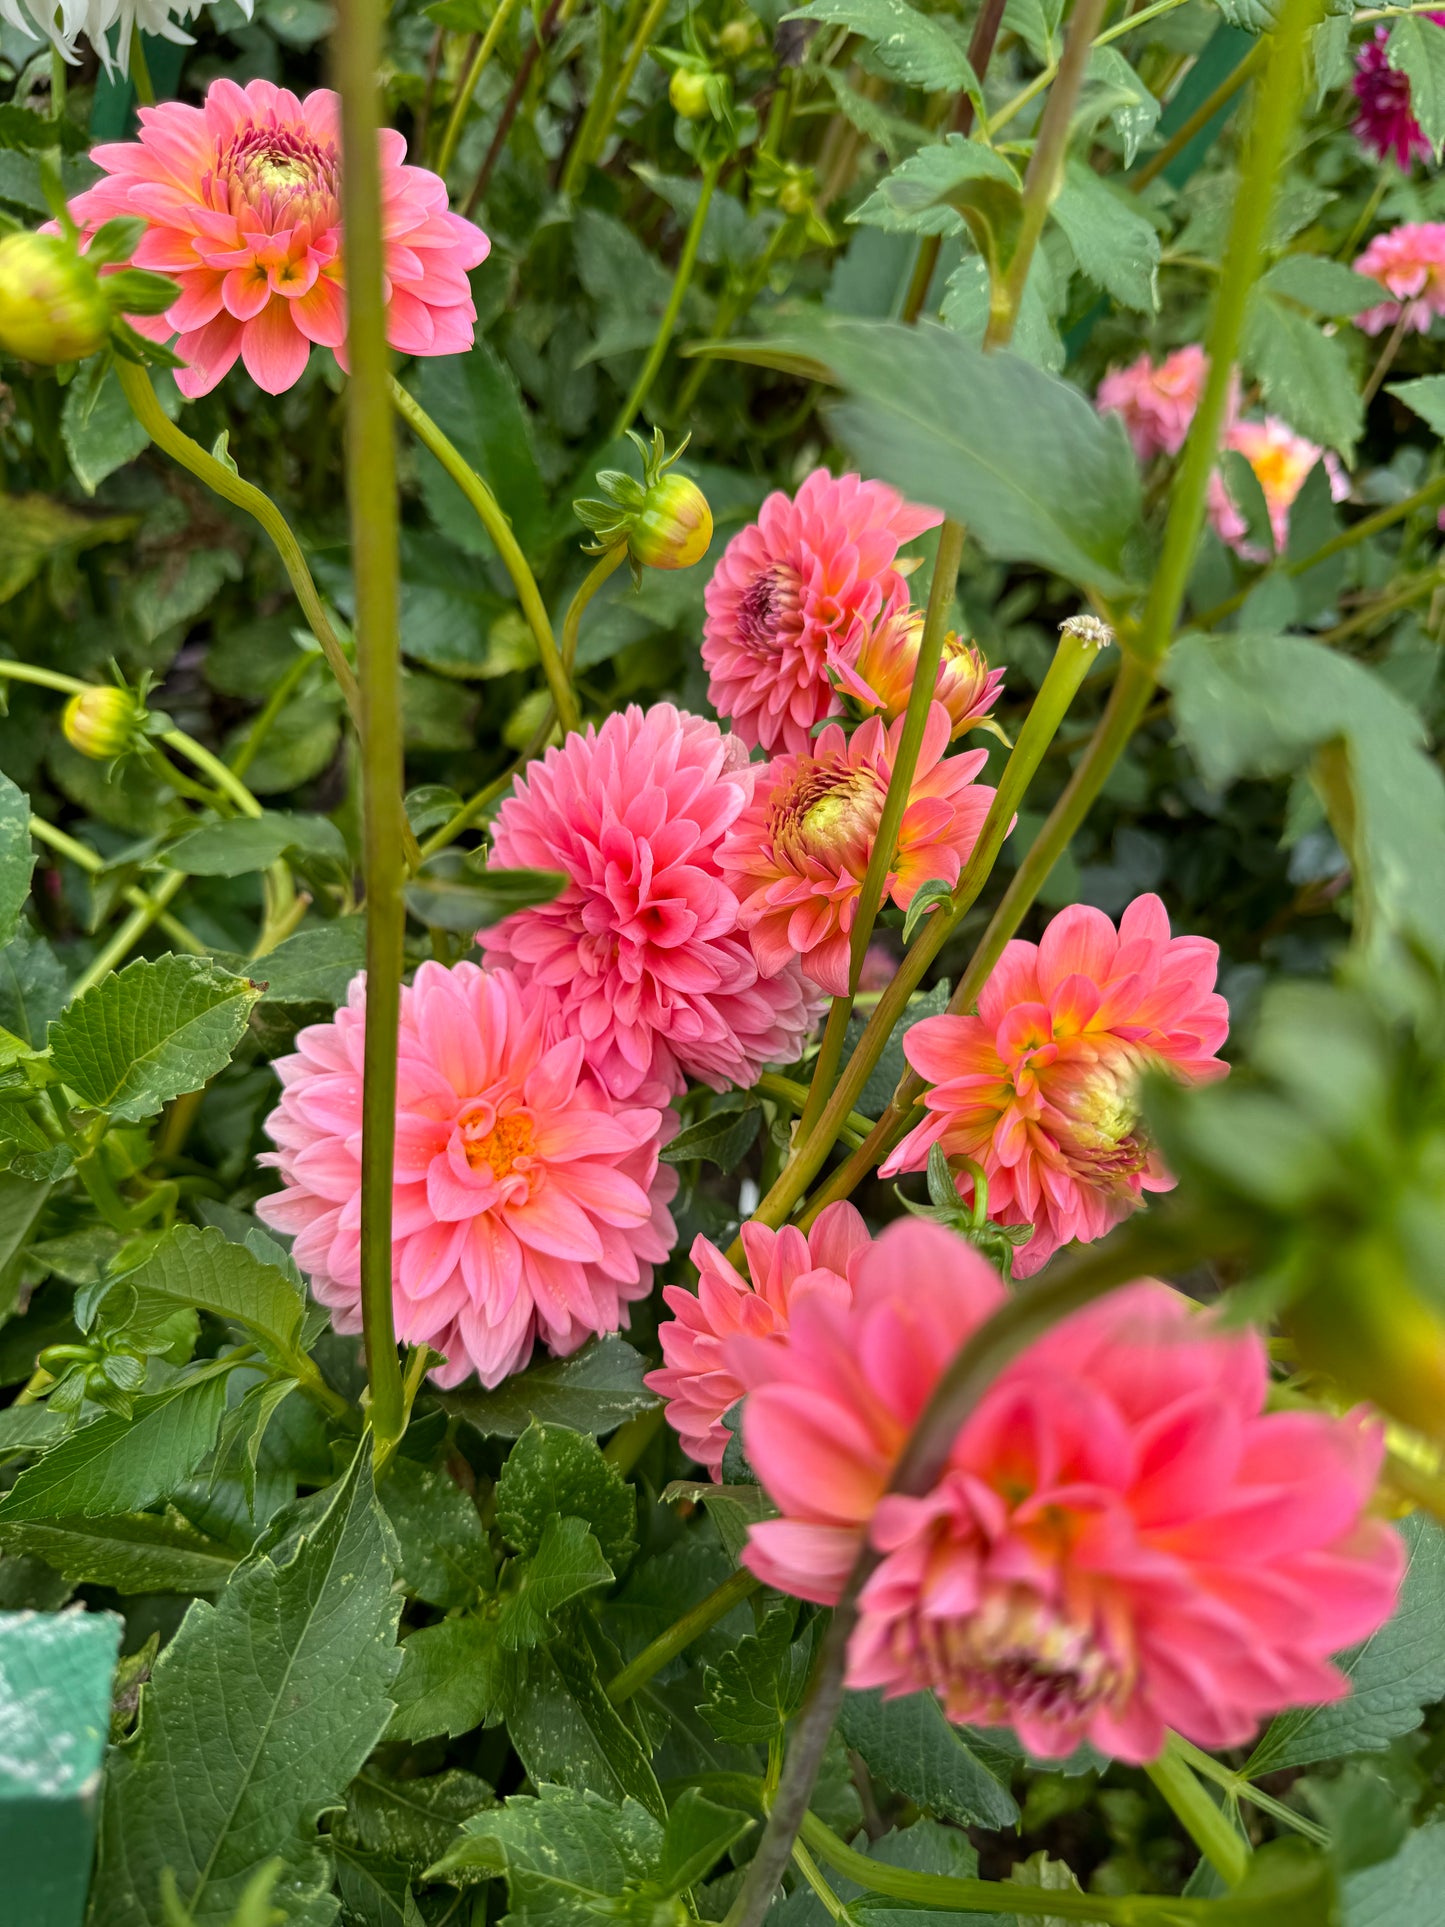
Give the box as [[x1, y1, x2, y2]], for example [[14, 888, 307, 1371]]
[[1207, 417, 1350, 560], [1095, 345, 1211, 465], [1353, 223, 1445, 334], [829, 598, 1005, 742], [66, 77, 490, 398], [881, 895, 1228, 1277], [645, 1202, 868, 1476], [258, 961, 676, 1390], [732, 1217, 1403, 1763], [702, 470, 942, 755], [480, 704, 818, 1107], [1353, 23, 1445, 170], [719, 704, 996, 1000]]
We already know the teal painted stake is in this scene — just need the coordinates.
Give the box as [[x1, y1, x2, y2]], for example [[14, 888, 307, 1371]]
[[0, 1610, 122, 1927]]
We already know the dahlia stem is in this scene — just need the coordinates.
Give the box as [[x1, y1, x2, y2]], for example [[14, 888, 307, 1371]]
[[985, 0, 1193, 139], [434, 0, 523, 180], [68, 874, 190, 1000], [1361, 306, 1412, 407], [1145, 1739, 1250, 1890], [607, 1567, 761, 1704], [1129, 41, 1266, 195], [463, 0, 566, 217], [390, 376, 580, 734], [230, 648, 316, 779], [114, 361, 361, 727], [1170, 1736, 1329, 1847], [562, 542, 628, 673], [612, 154, 722, 440], [790, 1840, 858, 1925], [758, 1073, 875, 1145], [336, 0, 408, 1456], [157, 727, 301, 952], [587, 0, 670, 172], [129, 29, 155, 106], [29, 816, 205, 957]]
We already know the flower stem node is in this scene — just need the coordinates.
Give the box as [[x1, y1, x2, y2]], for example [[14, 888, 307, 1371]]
[[0, 231, 110, 365], [62, 683, 150, 762], [575, 429, 714, 581]]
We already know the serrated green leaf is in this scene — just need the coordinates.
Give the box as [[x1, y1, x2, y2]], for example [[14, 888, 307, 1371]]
[[49, 956, 259, 1124], [902, 877, 956, 945], [839, 1688, 1020, 1830], [658, 1789, 754, 1894], [662, 1480, 777, 1565], [1386, 374, 1445, 438], [386, 1613, 512, 1743], [411, 349, 549, 567], [1344, 1820, 1445, 1927], [118, 1223, 305, 1363], [404, 863, 567, 934], [381, 1454, 492, 1608], [0, 771, 33, 951], [332, 1841, 411, 1927], [165, 812, 348, 879], [1263, 254, 1384, 316], [91, 1441, 401, 1927], [0, 1509, 237, 1594], [1051, 159, 1159, 313], [851, 136, 1021, 240], [443, 1336, 657, 1438], [0, 1168, 52, 1318], [785, 0, 977, 91], [497, 1421, 637, 1569], [1241, 292, 1362, 454], [339, 1768, 494, 1871], [0, 925, 66, 1046], [0, 1403, 68, 1455], [428, 1783, 663, 1907], [248, 919, 366, 1007], [1389, 16, 1445, 154], [701, 1606, 809, 1744], [660, 1096, 761, 1169], [505, 1635, 667, 1818]]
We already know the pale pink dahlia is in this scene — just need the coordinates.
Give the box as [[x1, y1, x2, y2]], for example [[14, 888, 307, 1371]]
[[1353, 23, 1445, 170], [719, 704, 996, 1000], [1207, 417, 1350, 560], [1095, 345, 1210, 465], [732, 1217, 1403, 1763], [65, 77, 489, 398], [1353, 223, 1445, 334], [829, 596, 1005, 742], [881, 896, 1228, 1277], [480, 704, 818, 1107], [645, 1202, 868, 1476], [702, 470, 942, 755], [258, 961, 676, 1390]]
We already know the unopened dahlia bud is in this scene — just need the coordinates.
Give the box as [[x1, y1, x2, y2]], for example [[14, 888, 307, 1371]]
[[830, 605, 1006, 742], [0, 232, 110, 365], [718, 17, 759, 58], [575, 429, 713, 580], [63, 685, 144, 761], [669, 67, 712, 117]]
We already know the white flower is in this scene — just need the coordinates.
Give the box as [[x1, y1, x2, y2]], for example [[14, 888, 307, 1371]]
[[0, 0, 252, 71]]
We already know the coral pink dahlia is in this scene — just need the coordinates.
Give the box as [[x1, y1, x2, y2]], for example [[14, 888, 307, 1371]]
[[1095, 345, 1210, 465], [719, 704, 996, 1000], [702, 469, 942, 755], [645, 1202, 868, 1477], [66, 77, 490, 398], [881, 895, 1229, 1277], [732, 1218, 1403, 1763], [829, 598, 1005, 743], [480, 703, 818, 1107], [1353, 23, 1445, 170], [258, 961, 675, 1390], [1353, 223, 1445, 334], [1207, 417, 1349, 560]]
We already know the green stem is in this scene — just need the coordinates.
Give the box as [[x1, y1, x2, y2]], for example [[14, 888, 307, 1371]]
[[1129, 41, 1265, 194], [129, 29, 155, 105], [588, 0, 670, 169], [674, 216, 793, 415], [28, 816, 205, 956], [757, 1073, 875, 1144], [613, 155, 722, 438], [114, 361, 361, 728], [230, 648, 315, 780], [601, 1403, 664, 1474], [1170, 1737, 1329, 1848], [160, 727, 300, 945], [390, 376, 579, 734], [795, 1000, 855, 1144], [336, 0, 408, 1456], [0, 660, 85, 697], [434, 0, 525, 180], [1145, 1739, 1250, 1890], [160, 729, 263, 818], [607, 1567, 760, 1704], [1322, 564, 1443, 643], [563, 543, 628, 673], [49, 45, 66, 121], [791, 1840, 858, 1925]]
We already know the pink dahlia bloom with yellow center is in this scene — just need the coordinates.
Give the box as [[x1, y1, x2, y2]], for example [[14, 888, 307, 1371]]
[[480, 703, 818, 1107], [731, 1217, 1403, 1763], [1207, 417, 1349, 560], [645, 1203, 868, 1477], [1353, 223, 1445, 334], [66, 77, 490, 398], [1095, 344, 1210, 465], [881, 896, 1228, 1277], [258, 961, 676, 1390], [719, 704, 996, 1000], [829, 598, 1005, 743], [702, 469, 942, 755]]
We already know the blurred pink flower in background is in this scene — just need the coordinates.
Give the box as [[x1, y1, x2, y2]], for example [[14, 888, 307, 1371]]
[[66, 76, 489, 396], [259, 962, 675, 1389], [481, 703, 818, 1107], [703, 469, 941, 755], [719, 704, 996, 998], [1095, 345, 1211, 464], [1353, 24, 1445, 169], [1207, 417, 1349, 559], [646, 1203, 868, 1475], [1353, 222, 1445, 333], [733, 1217, 1403, 1763], [882, 895, 1228, 1276], [830, 598, 1005, 742]]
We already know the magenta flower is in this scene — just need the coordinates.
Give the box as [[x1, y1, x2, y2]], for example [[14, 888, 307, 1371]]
[[480, 704, 819, 1107], [645, 1203, 868, 1476], [258, 962, 676, 1389], [881, 896, 1228, 1276], [1353, 222, 1445, 334], [719, 704, 996, 999], [731, 1217, 1404, 1763], [1353, 24, 1445, 170], [829, 597, 1005, 742], [1095, 345, 1211, 465], [66, 77, 490, 397], [702, 469, 942, 756]]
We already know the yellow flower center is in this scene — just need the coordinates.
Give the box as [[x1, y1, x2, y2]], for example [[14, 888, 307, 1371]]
[[462, 1111, 534, 1179]]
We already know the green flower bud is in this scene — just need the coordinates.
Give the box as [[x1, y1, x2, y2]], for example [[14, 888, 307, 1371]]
[[718, 17, 758, 57], [631, 470, 713, 570], [778, 174, 811, 218], [63, 685, 143, 761], [669, 68, 711, 118], [0, 231, 111, 366]]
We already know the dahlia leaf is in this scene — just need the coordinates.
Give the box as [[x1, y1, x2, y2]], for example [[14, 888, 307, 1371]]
[[658, 1788, 754, 1893], [661, 1480, 778, 1564], [0, 1509, 237, 1595], [164, 811, 349, 879], [337, 1768, 495, 1871], [1388, 16, 1445, 156], [411, 347, 549, 564], [661, 1093, 762, 1168], [443, 1336, 658, 1438], [1261, 254, 1385, 318], [1240, 293, 1362, 456], [1385, 373, 1445, 438], [497, 1420, 637, 1570], [497, 1516, 616, 1648], [1051, 159, 1160, 314], [784, 0, 981, 96], [505, 1627, 667, 1818], [839, 1688, 1021, 1831], [117, 1222, 306, 1366], [845, 977, 952, 1118], [90, 1439, 402, 1927], [379, 1454, 493, 1609], [851, 136, 1023, 240], [0, 768, 32, 950], [1342, 1819, 1445, 1927], [387, 1614, 514, 1742], [48, 954, 260, 1125], [700, 1604, 811, 1743], [426, 1782, 664, 1903], [404, 859, 567, 932]]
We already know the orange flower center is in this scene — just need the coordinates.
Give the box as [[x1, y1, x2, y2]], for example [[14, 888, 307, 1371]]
[[908, 1583, 1128, 1727], [215, 123, 339, 230], [772, 759, 882, 873], [461, 1110, 534, 1180]]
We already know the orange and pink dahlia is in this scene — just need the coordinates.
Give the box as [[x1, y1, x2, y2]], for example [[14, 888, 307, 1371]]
[[1095, 345, 1210, 465], [732, 1218, 1403, 1763], [881, 896, 1228, 1276], [718, 704, 996, 999], [480, 703, 818, 1107], [1353, 222, 1445, 334], [702, 469, 942, 755], [258, 961, 675, 1390], [1207, 417, 1349, 560], [66, 77, 490, 398], [829, 598, 1005, 742], [645, 1203, 868, 1476]]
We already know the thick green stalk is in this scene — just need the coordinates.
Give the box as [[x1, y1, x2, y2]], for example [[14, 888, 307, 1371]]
[[114, 360, 361, 728], [562, 542, 628, 672], [1145, 1740, 1250, 1890], [129, 30, 156, 105], [433, 0, 524, 180], [335, 0, 407, 1455], [607, 1568, 761, 1704], [986, 0, 1193, 138], [390, 377, 579, 733], [613, 156, 722, 438]]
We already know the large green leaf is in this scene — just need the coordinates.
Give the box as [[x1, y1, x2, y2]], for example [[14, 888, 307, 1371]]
[[506, 1627, 666, 1819], [411, 348, 549, 564], [91, 1442, 401, 1927], [0, 1509, 237, 1594], [839, 1688, 1020, 1830], [701, 1606, 810, 1744], [381, 1455, 492, 1609], [1241, 292, 1362, 455], [850, 136, 1022, 239], [442, 1336, 658, 1438], [118, 1223, 305, 1365], [496, 1421, 637, 1569], [1344, 1821, 1445, 1927], [338, 1768, 495, 1871], [1051, 159, 1160, 313], [1388, 16, 1445, 154], [1386, 374, 1445, 437], [0, 770, 33, 950], [429, 1783, 664, 1905], [785, 0, 977, 92], [49, 956, 259, 1123], [164, 812, 348, 879]]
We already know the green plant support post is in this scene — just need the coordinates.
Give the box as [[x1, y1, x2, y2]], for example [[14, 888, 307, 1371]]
[[0, 1609, 122, 1925]]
